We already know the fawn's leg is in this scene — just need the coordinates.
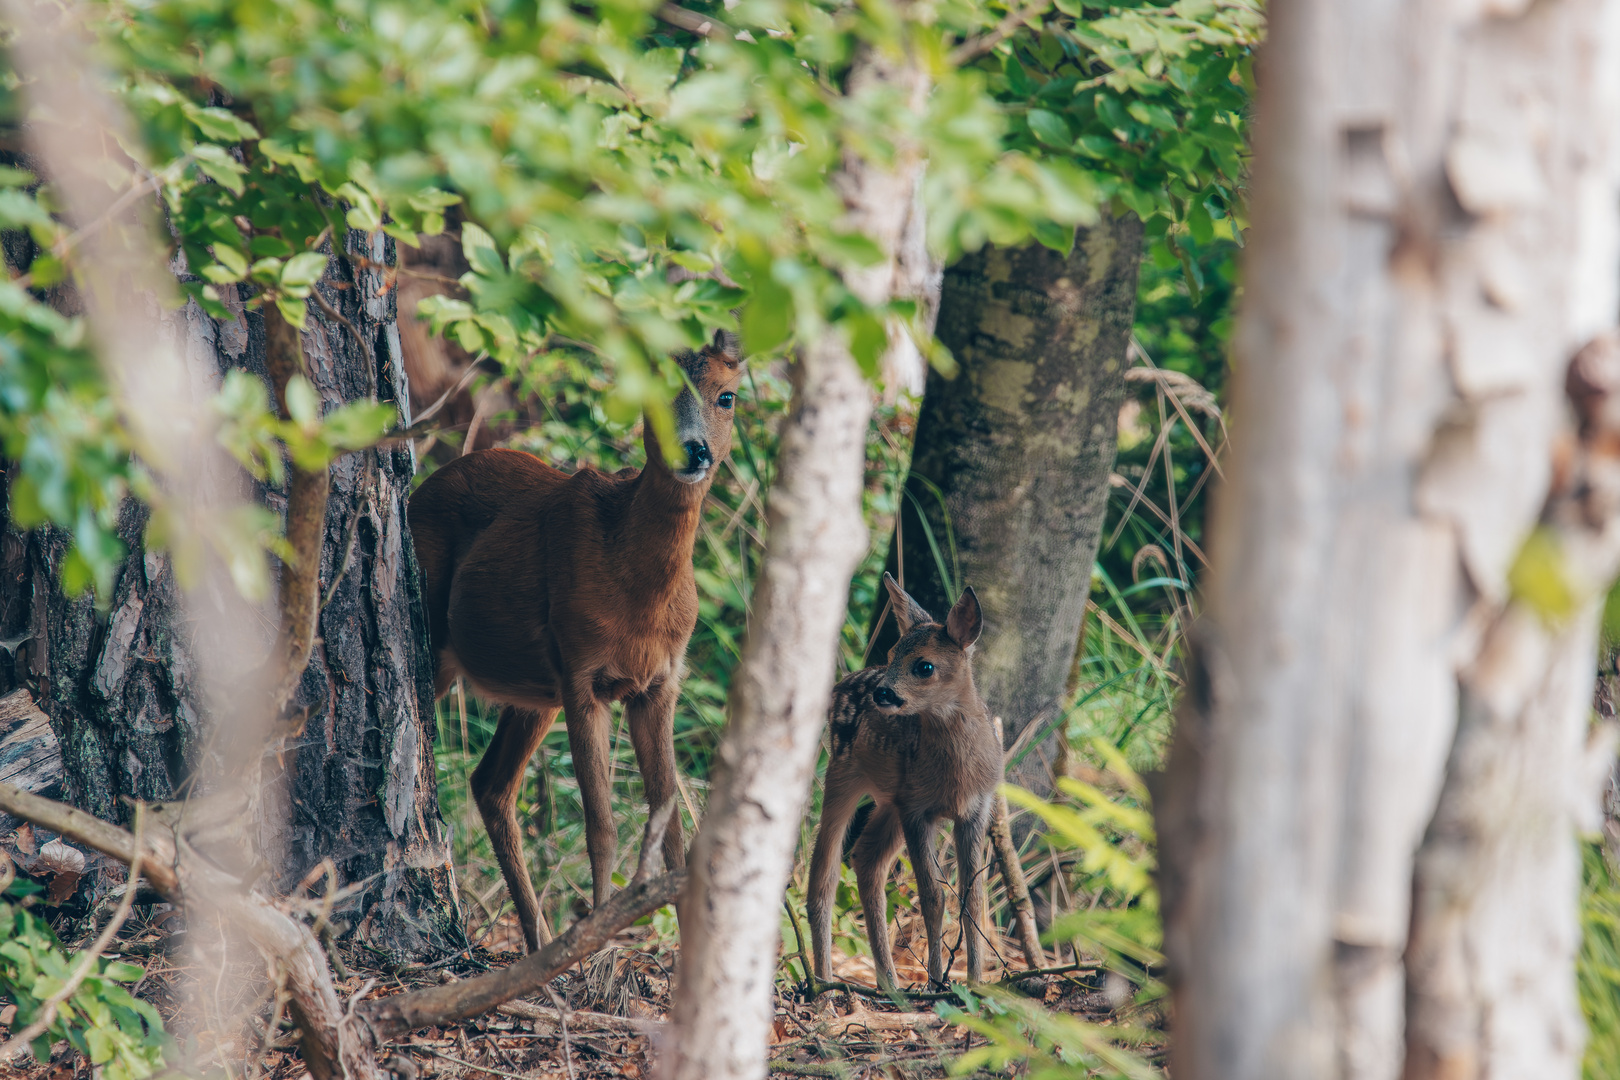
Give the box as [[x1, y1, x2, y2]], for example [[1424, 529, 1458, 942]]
[[625, 678, 685, 874], [955, 797, 993, 983], [852, 804, 905, 991], [470, 704, 561, 953], [807, 769, 866, 981], [901, 813, 948, 989], [561, 681, 616, 908]]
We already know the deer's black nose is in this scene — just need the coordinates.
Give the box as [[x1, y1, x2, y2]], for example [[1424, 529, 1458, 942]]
[[872, 686, 904, 709], [684, 440, 712, 471]]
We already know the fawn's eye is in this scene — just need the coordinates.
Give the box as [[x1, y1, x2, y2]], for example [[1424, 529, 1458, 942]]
[[718, 392, 735, 409], [912, 659, 934, 678]]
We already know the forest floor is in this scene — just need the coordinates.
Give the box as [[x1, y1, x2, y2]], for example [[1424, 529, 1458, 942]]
[[8, 904, 1144, 1080]]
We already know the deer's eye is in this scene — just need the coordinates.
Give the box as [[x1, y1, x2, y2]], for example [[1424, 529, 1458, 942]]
[[912, 659, 935, 678], [718, 392, 735, 409]]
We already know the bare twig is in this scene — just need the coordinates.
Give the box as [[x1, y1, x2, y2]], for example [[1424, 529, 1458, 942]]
[[546, 984, 578, 1080], [411, 360, 487, 429], [423, 1047, 532, 1080], [949, 0, 1047, 65], [0, 806, 145, 1063], [657, 3, 735, 38]]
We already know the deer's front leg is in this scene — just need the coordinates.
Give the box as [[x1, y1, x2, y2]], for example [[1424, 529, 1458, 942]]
[[626, 678, 685, 874], [955, 796, 993, 983], [901, 813, 947, 989], [808, 769, 866, 982], [562, 680, 616, 908]]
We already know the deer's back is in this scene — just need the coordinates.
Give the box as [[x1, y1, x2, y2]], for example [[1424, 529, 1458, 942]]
[[410, 450, 568, 655], [826, 668, 1001, 823], [410, 449, 701, 709]]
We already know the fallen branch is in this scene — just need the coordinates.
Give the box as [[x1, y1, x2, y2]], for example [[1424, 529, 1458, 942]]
[[356, 867, 686, 1046], [494, 999, 659, 1034], [820, 1006, 946, 1036]]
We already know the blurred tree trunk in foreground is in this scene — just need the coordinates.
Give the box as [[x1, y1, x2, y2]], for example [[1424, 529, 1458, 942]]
[[667, 43, 935, 1080], [1157, 2, 1620, 1078], [869, 215, 1142, 794], [0, 229, 464, 962]]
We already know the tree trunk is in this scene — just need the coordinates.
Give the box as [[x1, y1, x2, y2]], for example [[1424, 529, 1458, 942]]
[[1156, 2, 1620, 1078], [868, 217, 1142, 793], [0, 231, 464, 961], [664, 44, 928, 1080]]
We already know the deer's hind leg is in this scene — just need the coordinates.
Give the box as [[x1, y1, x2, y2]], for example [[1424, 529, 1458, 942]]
[[954, 796, 993, 983], [471, 704, 560, 953], [901, 813, 948, 989], [851, 803, 906, 991]]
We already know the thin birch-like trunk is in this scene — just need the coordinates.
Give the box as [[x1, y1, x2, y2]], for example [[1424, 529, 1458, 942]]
[[662, 46, 929, 1080], [1157, 1, 1620, 1078]]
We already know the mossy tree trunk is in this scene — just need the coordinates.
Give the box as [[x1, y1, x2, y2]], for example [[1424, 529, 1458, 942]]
[[869, 216, 1143, 794], [0, 229, 464, 962]]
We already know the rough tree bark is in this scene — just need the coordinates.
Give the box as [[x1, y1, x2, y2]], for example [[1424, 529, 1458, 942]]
[[1156, 2, 1620, 1079], [868, 217, 1142, 794], [0, 165, 462, 959], [664, 44, 931, 1080]]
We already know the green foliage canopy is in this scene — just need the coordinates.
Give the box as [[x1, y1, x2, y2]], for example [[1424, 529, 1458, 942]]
[[0, 0, 1256, 596]]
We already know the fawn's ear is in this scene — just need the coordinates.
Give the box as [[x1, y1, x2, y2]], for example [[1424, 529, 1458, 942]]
[[945, 586, 983, 651], [712, 327, 743, 362], [883, 572, 932, 635]]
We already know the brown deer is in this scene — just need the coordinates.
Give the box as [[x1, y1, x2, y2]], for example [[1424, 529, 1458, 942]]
[[807, 573, 1001, 990], [408, 331, 743, 952]]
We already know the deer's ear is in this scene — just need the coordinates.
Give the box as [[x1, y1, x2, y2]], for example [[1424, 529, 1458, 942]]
[[946, 586, 982, 650], [883, 572, 932, 635]]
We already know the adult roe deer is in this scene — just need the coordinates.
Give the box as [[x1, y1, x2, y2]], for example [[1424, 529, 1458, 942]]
[[808, 573, 1001, 989], [408, 331, 743, 952]]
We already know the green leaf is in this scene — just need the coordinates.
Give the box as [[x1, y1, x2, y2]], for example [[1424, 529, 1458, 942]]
[[284, 375, 320, 426], [182, 102, 259, 142], [741, 276, 792, 355], [320, 401, 395, 449], [276, 294, 309, 330], [211, 245, 248, 278], [101, 962, 144, 983], [845, 311, 888, 378], [1026, 108, 1073, 148], [280, 252, 328, 289]]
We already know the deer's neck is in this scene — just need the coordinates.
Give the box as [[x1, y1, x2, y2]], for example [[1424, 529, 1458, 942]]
[[613, 431, 708, 600]]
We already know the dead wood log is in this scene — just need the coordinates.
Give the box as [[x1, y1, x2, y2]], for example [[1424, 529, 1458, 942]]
[[0, 689, 62, 834]]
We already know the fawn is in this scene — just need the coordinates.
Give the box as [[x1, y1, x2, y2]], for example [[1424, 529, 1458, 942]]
[[808, 573, 1002, 990], [408, 331, 744, 952]]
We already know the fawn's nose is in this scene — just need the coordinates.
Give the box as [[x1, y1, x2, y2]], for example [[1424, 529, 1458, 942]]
[[872, 685, 904, 709], [683, 440, 712, 472]]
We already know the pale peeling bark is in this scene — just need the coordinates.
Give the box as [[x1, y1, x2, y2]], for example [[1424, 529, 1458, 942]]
[[1157, 2, 1620, 1079], [663, 46, 926, 1080]]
